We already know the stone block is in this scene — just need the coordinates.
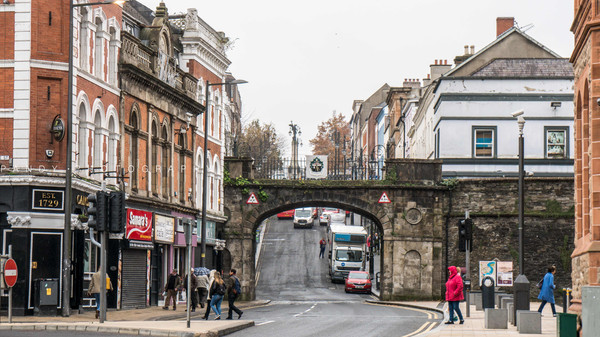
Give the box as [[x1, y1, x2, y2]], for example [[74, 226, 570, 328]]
[[507, 303, 514, 325], [500, 296, 513, 309], [583, 286, 600, 337], [495, 292, 508, 307], [484, 308, 508, 329], [475, 292, 483, 311], [469, 291, 480, 303], [516, 310, 541, 334]]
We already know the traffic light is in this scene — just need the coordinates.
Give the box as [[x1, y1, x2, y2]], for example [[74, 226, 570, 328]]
[[458, 218, 473, 252], [109, 191, 126, 233], [87, 191, 109, 231]]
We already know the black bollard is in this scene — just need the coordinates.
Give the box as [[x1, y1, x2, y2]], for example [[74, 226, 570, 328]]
[[481, 276, 495, 309]]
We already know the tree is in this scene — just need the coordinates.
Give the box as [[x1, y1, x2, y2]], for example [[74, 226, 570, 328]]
[[238, 119, 285, 163], [309, 112, 350, 163]]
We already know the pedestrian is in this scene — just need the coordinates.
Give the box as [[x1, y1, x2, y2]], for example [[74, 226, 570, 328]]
[[445, 266, 465, 325], [319, 237, 326, 258], [226, 268, 243, 320], [197, 272, 209, 309], [209, 272, 226, 320], [373, 233, 379, 254], [163, 269, 181, 310], [87, 266, 113, 319], [183, 268, 199, 312], [537, 265, 557, 317], [202, 270, 217, 320]]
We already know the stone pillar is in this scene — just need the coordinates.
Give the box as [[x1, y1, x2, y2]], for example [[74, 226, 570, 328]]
[[225, 157, 254, 180]]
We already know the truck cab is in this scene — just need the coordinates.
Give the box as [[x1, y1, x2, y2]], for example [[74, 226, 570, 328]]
[[328, 224, 367, 283]]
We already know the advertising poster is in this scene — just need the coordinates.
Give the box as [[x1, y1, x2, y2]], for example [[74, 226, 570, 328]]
[[126, 209, 153, 241], [479, 260, 497, 286], [155, 214, 175, 244], [496, 261, 514, 286], [306, 155, 328, 179]]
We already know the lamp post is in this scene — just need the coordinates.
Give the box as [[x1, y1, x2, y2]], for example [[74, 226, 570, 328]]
[[63, 0, 126, 318], [201, 79, 247, 267], [289, 122, 301, 179], [511, 109, 530, 324]]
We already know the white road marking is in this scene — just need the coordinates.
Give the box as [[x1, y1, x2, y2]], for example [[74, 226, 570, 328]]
[[256, 320, 275, 326], [294, 303, 317, 317]]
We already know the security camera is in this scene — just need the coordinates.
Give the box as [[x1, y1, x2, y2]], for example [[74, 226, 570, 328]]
[[597, 98, 600, 106], [511, 110, 524, 117]]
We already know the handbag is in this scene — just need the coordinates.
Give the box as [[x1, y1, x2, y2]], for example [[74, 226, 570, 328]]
[[536, 278, 544, 289]]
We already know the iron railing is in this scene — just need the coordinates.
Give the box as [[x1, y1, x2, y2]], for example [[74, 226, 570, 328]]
[[252, 158, 384, 181]]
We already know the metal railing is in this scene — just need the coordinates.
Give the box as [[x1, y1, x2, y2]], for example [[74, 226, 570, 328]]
[[252, 158, 384, 181]]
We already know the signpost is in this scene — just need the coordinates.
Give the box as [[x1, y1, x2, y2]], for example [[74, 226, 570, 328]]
[[1, 246, 16, 323]]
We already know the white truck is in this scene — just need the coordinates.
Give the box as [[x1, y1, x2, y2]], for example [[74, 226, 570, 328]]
[[293, 207, 314, 228], [328, 224, 368, 283]]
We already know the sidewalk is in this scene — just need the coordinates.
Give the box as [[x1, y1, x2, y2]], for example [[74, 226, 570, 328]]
[[0, 300, 269, 337], [383, 300, 559, 337]]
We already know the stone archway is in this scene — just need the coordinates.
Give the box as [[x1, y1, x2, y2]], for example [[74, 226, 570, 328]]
[[223, 159, 446, 301]]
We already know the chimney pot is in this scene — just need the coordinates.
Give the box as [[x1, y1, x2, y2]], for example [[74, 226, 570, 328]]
[[444, 60, 448, 65], [464, 45, 469, 55], [427, 74, 430, 79], [470, 45, 475, 54], [434, 60, 438, 65]]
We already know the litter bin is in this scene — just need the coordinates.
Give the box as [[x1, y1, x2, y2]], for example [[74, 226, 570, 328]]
[[376, 272, 381, 290], [33, 278, 59, 315], [557, 313, 577, 337], [481, 276, 495, 309]]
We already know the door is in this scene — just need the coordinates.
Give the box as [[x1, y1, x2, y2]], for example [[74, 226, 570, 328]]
[[29, 232, 62, 309]]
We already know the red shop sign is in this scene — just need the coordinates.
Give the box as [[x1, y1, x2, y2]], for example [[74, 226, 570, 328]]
[[126, 208, 153, 241]]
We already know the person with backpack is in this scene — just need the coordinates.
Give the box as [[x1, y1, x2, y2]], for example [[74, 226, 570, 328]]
[[226, 269, 243, 320], [209, 272, 226, 320]]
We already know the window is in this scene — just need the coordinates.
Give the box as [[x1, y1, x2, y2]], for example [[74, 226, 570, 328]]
[[130, 111, 139, 189], [178, 133, 185, 203], [93, 111, 102, 168], [473, 127, 495, 158], [151, 121, 158, 195], [545, 127, 568, 159], [161, 125, 170, 198]]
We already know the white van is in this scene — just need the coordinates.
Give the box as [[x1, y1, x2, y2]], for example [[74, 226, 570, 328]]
[[328, 213, 346, 226], [293, 208, 314, 228]]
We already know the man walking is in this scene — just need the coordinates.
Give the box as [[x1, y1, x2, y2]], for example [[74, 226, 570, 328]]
[[183, 268, 199, 312], [163, 269, 181, 310], [197, 272, 209, 309], [319, 237, 326, 258], [87, 266, 113, 319], [226, 269, 243, 319]]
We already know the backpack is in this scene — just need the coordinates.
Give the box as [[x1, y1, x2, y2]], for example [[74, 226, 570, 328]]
[[234, 276, 242, 295], [216, 282, 226, 295]]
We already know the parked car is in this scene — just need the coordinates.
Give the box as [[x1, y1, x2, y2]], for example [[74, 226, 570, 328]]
[[344, 271, 372, 294], [277, 209, 295, 219]]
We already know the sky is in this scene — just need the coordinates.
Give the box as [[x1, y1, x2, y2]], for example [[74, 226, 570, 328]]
[[137, 0, 574, 156]]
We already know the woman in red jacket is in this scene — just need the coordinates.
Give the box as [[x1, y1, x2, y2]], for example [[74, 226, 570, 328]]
[[445, 266, 465, 324]]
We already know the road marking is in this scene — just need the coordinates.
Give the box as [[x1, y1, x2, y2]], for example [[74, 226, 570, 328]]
[[256, 320, 275, 326], [294, 303, 317, 317], [401, 322, 429, 337], [365, 302, 436, 319], [423, 322, 437, 332]]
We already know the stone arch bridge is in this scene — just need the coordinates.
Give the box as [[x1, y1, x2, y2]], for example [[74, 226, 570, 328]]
[[223, 158, 448, 301]]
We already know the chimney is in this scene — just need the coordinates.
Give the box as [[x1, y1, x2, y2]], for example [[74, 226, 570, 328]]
[[422, 73, 431, 87], [430, 60, 452, 81], [464, 45, 469, 55], [470, 45, 475, 54], [496, 17, 514, 37], [403, 78, 421, 89]]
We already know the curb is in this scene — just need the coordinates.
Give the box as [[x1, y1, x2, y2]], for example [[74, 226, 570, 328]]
[[365, 300, 445, 314], [154, 300, 271, 321]]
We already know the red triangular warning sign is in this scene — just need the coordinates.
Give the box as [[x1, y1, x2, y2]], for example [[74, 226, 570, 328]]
[[378, 192, 391, 203], [246, 192, 259, 204]]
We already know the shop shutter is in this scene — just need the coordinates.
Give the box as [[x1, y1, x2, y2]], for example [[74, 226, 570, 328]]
[[121, 249, 147, 309]]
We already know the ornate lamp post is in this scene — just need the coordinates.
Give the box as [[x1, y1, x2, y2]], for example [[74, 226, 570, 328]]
[[289, 122, 301, 179]]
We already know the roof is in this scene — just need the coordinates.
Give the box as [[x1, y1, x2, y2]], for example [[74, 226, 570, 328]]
[[471, 58, 574, 78]]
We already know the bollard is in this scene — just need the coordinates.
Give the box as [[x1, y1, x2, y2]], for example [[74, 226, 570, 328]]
[[562, 288, 572, 313], [481, 276, 495, 309]]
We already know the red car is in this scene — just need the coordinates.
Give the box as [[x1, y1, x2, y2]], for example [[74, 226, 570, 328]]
[[344, 271, 372, 293], [277, 209, 295, 219]]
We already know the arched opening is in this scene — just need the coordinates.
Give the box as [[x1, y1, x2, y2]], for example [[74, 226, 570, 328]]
[[94, 16, 105, 78], [77, 103, 88, 170], [161, 124, 170, 198], [92, 110, 102, 170], [130, 110, 139, 190], [107, 115, 116, 176]]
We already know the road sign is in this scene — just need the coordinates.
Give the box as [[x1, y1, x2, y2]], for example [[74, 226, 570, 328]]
[[378, 192, 391, 203], [4, 258, 17, 288], [246, 192, 259, 204]]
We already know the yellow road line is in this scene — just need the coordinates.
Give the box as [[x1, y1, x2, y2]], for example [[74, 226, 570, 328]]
[[401, 322, 429, 337], [365, 302, 436, 319], [423, 321, 437, 332]]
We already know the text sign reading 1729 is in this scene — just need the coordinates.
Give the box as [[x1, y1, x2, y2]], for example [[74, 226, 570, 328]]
[[32, 189, 64, 211]]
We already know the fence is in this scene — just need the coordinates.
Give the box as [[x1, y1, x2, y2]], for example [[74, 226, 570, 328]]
[[252, 158, 384, 181]]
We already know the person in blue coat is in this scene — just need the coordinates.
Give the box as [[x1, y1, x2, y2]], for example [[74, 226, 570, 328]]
[[537, 265, 557, 317]]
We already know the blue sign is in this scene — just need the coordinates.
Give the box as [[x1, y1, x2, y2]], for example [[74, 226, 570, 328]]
[[341, 262, 346, 267]]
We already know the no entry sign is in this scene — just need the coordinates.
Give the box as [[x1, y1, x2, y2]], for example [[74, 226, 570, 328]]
[[4, 258, 17, 288]]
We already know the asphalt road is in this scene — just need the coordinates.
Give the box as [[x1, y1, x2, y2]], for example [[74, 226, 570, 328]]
[[229, 217, 440, 337], [0, 331, 138, 337]]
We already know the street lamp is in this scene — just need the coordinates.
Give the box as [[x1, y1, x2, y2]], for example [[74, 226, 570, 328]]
[[201, 79, 247, 268], [63, 0, 128, 318], [289, 122, 301, 179], [510, 109, 530, 322]]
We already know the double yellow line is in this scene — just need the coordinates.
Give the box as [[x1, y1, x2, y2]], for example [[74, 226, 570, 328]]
[[402, 321, 437, 337], [366, 302, 439, 336]]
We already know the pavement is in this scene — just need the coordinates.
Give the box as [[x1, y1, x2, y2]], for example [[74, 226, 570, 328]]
[[0, 300, 269, 337]]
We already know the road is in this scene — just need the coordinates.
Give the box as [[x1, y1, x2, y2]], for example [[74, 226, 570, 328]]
[[229, 216, 440, 337]]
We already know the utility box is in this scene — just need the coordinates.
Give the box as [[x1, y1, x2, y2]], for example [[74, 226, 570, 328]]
[[557, 313, 577, 337], [33, 278, 59, 315], [481, 276, 495, 309], [582, 286, 600, 337]]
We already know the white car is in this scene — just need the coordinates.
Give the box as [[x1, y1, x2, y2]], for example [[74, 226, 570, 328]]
[[319, 208, 338, 226]]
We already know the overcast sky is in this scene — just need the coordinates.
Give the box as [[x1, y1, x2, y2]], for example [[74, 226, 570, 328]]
[[137, 0, 574, 156]]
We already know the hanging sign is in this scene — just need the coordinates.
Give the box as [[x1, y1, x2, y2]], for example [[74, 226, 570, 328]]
[[246, 193, 259, 204], [378, 192, 391, 203], [306, 155, 328, 179]]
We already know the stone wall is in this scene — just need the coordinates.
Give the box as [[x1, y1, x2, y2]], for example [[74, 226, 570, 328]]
[[445, 177, 574, 301]]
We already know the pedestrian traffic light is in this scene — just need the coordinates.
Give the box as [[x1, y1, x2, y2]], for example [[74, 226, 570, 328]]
[[109, 191, 125, 233], [458, 218, 473, 252], [87, 191, 109, 232]]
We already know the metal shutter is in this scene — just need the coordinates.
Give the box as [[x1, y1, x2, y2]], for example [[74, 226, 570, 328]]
[[121, 249, 147, 309]]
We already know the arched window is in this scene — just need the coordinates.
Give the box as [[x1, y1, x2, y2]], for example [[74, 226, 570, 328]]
[[195, 150, 203, 207], [78, 104, 87, 170], [93, 110, 102, 169], [151, 121, 158, 195], [130, 111, 139, 189], [179, 132, 185, 203], [107, 115, 116, 174], [94, 16, 104, 79], [79, 7, 90, 71], [161, 125, 170, 198], [108, 26, 118, 86]]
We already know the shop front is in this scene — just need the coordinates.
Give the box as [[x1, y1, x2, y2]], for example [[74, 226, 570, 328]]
[[121, 208, 153, 309], [154, 214, 175, 306]]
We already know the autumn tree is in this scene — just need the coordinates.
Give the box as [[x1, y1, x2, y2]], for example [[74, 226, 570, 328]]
[[238, 119, 285, 163], [309, 112, 350, 163]]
